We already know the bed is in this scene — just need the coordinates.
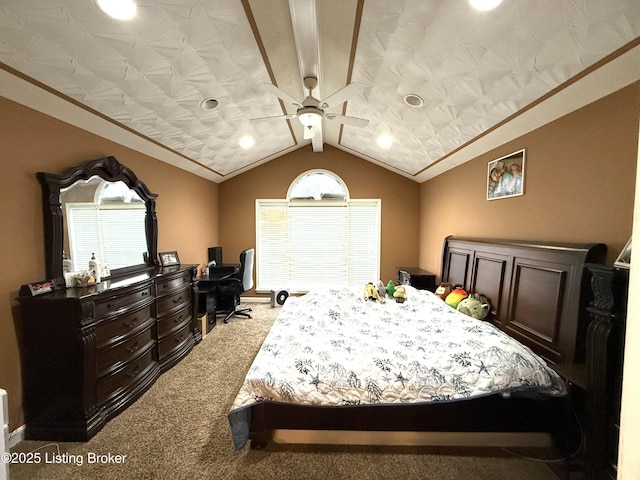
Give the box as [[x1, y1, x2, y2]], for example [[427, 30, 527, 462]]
[[228, 236, 606, 450]]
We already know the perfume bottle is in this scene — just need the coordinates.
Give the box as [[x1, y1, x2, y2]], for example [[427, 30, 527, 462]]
[[89, 253, 101, 283], [62, 251, 73, 274]]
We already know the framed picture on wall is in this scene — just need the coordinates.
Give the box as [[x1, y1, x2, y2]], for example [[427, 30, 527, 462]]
[[487, 149, 525, 200], [159, 251, 180, 266], [614, 238, 631, 269]]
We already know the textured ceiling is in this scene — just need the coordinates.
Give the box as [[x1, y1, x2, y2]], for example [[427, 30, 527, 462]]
[[0, 0, 639, 182]]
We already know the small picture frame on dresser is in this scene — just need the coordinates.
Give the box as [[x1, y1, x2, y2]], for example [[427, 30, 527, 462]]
[[159, 251, 180, 266], [614, 237, 631, 269], [20, 280, 57, 297]]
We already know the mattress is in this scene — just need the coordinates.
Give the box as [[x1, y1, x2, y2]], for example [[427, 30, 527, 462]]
[[228, 286, 566, 449]]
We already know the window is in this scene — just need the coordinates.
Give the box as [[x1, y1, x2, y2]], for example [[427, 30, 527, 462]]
[[256, 170, 380, 292]]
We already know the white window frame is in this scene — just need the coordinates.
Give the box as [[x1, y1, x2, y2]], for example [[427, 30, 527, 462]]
[[256, 170, 381, 293]]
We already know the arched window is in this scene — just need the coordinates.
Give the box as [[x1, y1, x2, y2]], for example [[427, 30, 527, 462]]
[[288, 169, 348, 200], [256, 170, 380, 292]]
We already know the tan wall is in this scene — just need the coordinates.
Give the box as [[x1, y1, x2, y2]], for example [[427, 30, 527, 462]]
[[419, 82, 640, 276], [218, 145, 421, 293], [0, 97, 219, 431]]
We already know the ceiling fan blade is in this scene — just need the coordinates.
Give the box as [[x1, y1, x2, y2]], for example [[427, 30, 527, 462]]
[[264, 84, 303, 108], [319, 82, 363, 109], [311, 122, 323, 152], [250, 114, 296, 123], [324, 114, 369, 128]]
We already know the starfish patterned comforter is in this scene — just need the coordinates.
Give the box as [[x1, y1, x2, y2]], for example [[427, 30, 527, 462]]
[[228, 286, 566, 449]]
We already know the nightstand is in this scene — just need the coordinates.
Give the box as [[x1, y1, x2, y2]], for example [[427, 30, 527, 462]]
[[396, 267, 437, 292]]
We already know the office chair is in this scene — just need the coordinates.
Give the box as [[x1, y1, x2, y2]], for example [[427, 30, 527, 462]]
[[214, 248, 254, 324]]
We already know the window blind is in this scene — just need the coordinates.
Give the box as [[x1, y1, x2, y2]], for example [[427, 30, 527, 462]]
[[256, 199, 380, 292]]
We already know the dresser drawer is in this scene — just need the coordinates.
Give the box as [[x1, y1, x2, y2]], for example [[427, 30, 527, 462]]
[[96, 320, 155, 378], [157, 303, 191, 339], [96, 345, 155, 406], [94, 284, 154, 320], [95, 301, 154, 348], [156, 271, 191, 296], [158, 321, 192, 361], [156, 285, 191, 315]]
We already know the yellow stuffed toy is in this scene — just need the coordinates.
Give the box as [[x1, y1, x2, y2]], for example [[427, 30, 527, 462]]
[[363, 282, 385, 303]]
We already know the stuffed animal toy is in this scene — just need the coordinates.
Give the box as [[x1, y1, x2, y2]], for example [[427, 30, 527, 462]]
[[435, 282, 452, 301], [457, 293, 491, 320], [386, 280, 396, 298], [393, 285, 407, 303], [376, 280, 387, 299], [363, 282, 385, 303], [445, 287, 468, 309]]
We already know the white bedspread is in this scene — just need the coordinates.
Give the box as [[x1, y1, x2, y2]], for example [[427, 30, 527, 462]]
[[228, 286, 566, 449]]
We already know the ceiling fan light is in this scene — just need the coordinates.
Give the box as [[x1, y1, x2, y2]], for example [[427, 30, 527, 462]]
[[298, 108, 322, 127], [469, 0, 503, 11], [96, 0, 137, 20]]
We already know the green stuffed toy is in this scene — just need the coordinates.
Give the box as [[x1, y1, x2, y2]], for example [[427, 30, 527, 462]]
[[386, 280, 396, 298], [456, 293, 490, 320]]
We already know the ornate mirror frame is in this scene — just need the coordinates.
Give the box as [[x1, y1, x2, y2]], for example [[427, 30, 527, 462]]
[[38, 156, 159, 282]]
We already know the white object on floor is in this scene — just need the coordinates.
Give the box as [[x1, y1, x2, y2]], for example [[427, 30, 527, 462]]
[[1, 388, 9, 480]]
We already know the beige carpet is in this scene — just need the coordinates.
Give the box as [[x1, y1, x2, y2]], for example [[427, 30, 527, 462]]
[[10, 303, 563, 480]]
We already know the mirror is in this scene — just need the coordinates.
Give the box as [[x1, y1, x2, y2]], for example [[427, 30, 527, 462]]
[[61, 177, 147, 273], [38, 156, 158, 282]]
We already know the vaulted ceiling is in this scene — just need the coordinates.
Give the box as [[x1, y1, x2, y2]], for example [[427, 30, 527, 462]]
[[1, 0, 639, 183]]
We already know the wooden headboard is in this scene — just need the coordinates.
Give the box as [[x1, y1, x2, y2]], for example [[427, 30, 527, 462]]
[[440, 236, 606, 365]]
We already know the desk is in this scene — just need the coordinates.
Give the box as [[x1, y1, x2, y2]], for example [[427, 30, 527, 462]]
[[198, 264, 238, 332]]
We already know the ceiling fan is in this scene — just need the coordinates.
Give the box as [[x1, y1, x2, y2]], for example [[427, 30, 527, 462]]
[[251, 76, 369, 152]]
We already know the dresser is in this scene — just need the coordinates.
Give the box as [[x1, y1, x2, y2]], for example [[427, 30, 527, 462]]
[[17, 265, 199, 441]]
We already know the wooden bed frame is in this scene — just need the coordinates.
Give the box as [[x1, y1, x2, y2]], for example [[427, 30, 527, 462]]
[[246, 236, 606, 449]]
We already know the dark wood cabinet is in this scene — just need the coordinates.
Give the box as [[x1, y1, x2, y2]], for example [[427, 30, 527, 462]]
[[17, 265, 199, 441], [584, 264, 628, 480], [396, 267, 437, 291]]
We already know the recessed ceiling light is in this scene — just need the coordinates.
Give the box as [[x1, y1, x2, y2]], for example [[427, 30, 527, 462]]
[[96, 0, 137, 20], [200, 98, 219, 110], [377, 134, 393, 149], [403, 94, 424, 108], [239, 135, 255, 149], [469, 0, 503, 11]]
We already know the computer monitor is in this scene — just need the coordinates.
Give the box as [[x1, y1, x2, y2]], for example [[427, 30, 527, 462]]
[[208, 246, 222, 265]]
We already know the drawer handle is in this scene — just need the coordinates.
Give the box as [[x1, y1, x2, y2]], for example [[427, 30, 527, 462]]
[[125, 341, 140, 353], [176, 334, 185, 344], [173, 314, 183, 324], [141, 291, 149, 297], [127, 366, 140, 378], [172, 296, 183, 304], [107, 302, 114, 309], [123, 317, 138, 328]]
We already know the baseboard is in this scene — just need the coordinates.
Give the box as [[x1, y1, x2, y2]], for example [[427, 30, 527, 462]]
[[240, 296, 270, 304]]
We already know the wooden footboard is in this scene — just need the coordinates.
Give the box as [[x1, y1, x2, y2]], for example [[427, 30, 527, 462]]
[[248, 395, 569, 449]]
